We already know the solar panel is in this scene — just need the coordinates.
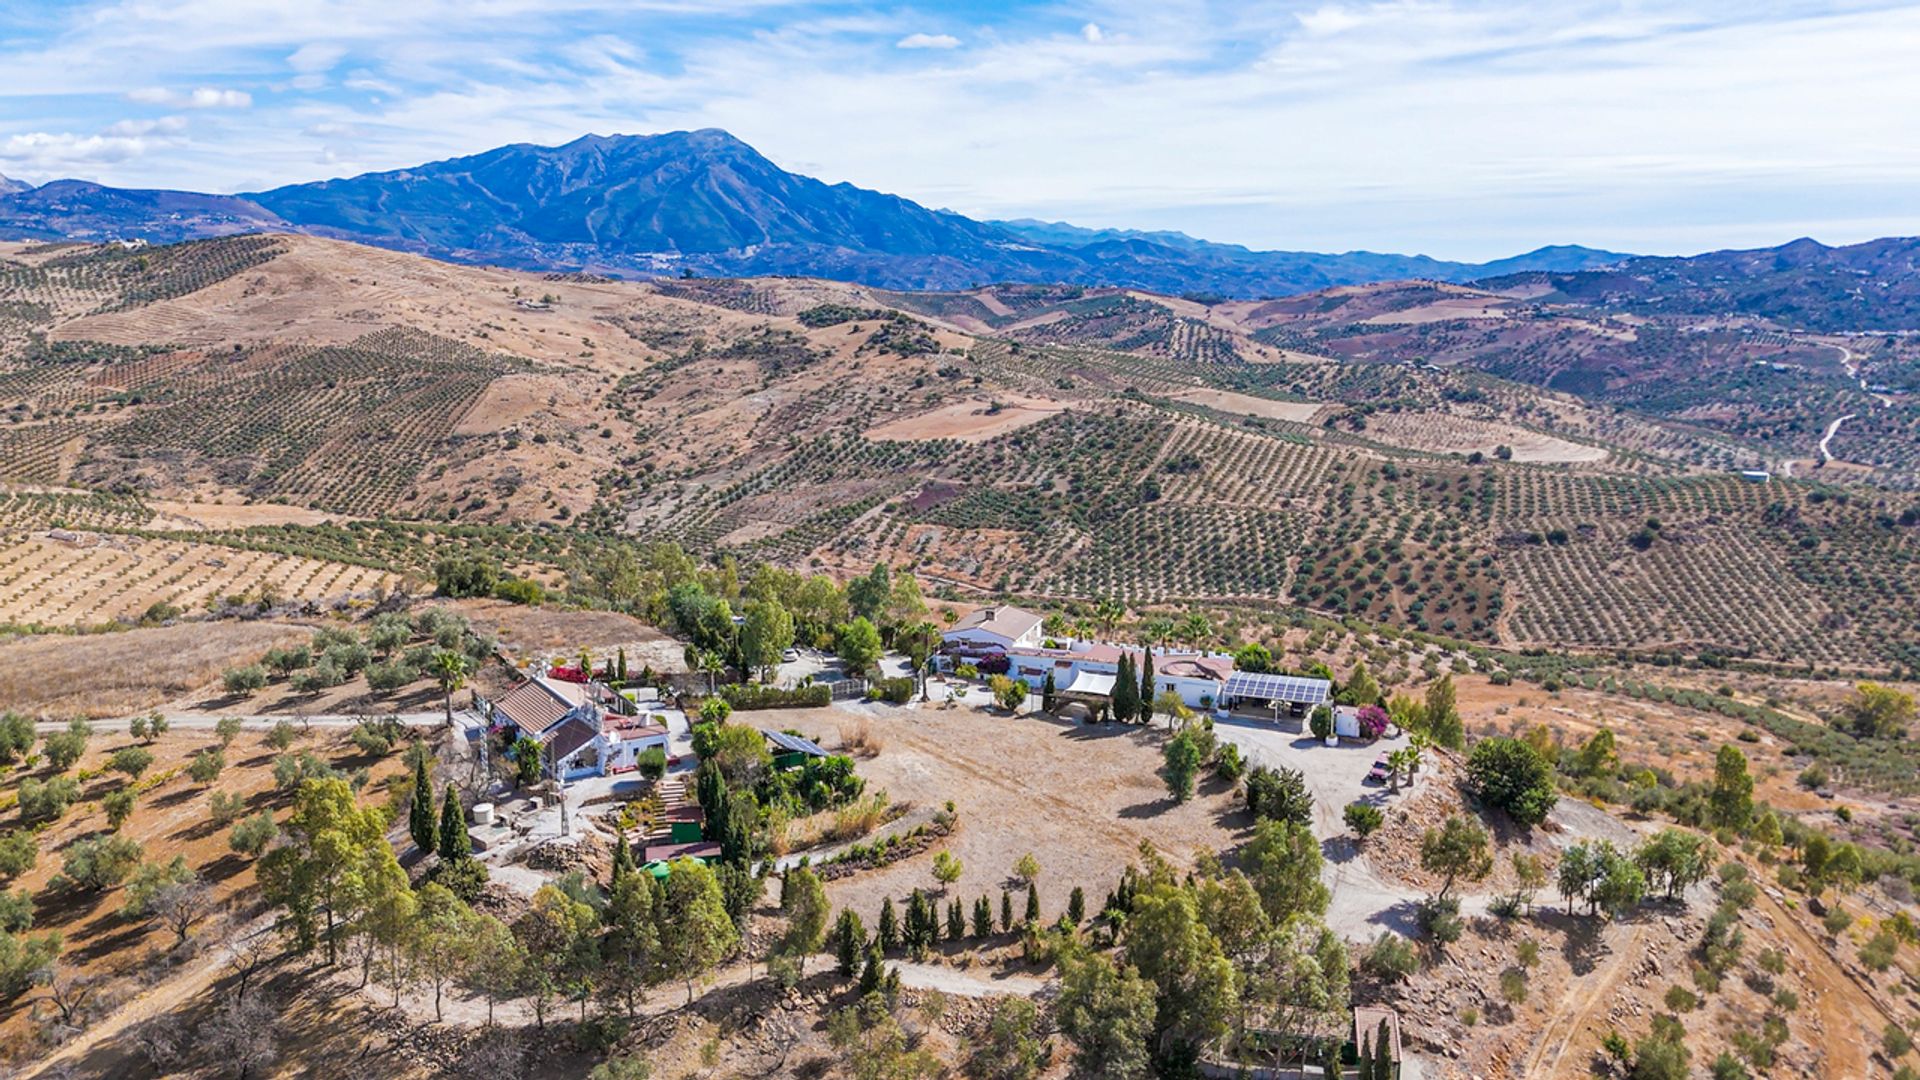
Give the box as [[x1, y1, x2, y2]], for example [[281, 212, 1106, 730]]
[[1220, 672, 1331, 705], [762, 730, 829, 756]]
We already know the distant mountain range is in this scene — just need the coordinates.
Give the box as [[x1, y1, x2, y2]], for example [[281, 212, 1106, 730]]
[[0, 129, 1631, 297], [0, 129, 1914, 323]]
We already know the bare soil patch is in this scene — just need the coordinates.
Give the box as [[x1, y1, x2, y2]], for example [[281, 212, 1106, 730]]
[[864, 396, 1064, 443], [1168, 387, 1324, 423], [762, 702, 1248, 925]]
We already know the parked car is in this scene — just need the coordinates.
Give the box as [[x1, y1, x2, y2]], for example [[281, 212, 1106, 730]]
[[1366, 761, 1390, 785], [782, 648, 801, 662]]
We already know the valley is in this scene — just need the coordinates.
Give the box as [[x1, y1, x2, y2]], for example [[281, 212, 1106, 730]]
[[0, 232, 1916, 1080]]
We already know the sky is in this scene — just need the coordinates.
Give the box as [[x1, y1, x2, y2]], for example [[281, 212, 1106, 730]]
[[2, 0, 1919, 261]]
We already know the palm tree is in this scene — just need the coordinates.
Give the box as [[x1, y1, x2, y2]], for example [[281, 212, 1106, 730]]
[[1094, 597, 1125, 639], [697, 649, 725, 695], [431, 649, 469, 728], [1143, 616, 1176, 650], [1179, 611, 1212, 651]]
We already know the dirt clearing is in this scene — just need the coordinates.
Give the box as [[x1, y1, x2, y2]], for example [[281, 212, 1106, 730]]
[[1169, 388, 1324, 423], [763, 702, 1248, 924], [864, 396, 1063, 443]]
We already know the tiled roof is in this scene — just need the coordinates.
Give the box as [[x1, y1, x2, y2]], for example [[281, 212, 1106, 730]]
[[494, 675, 589, 737], [544, 714, 600, 762], [945, 605, 1044, 641]]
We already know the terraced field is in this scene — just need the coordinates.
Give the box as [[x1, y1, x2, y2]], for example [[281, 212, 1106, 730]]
[[0, 530, 396, 626]]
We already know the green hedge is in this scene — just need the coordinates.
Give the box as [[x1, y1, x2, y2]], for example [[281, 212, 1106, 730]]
[[721, 683, 831, 710]]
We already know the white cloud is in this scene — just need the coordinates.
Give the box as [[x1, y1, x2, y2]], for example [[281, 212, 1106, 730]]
[[896, 32, 960, 50], [1081, 22, 1104, 43], [287, 43, 346, 73], [1, 131, 153, 169], [126, 86, 252, 109], [104, 115, 188, 136]]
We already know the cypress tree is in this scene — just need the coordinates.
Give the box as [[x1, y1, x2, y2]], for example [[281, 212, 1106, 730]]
[[1000, 889, 1013, 932], [408, 754, 437, 855], [611, 827, 634, 884], [1373, 1018, 1393, 1079], [906, 890, 933, 957], [973, 895, 993, 938], [1025, 881, 1040, 924], [616, 647, 628, 683], [1067, 885, 1086, 926], [1113, 654, 1137, 723], [832, 909, 866, 977], [1358, 1034, 1374, 1080], [1139, 649, 1156, 726], [947, 898, 965, 941], [437, 783, 470, 862], [858, 941, 884, 995], [878, 896, 899, 954], [1042, 669, 1056, 713]]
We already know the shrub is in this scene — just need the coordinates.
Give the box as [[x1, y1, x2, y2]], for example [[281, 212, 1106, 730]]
[[350, 722, 396, 757], [0, 832, 36, 878], [229, 812, 278, 858], [435, 554, 500, 598], [104, 789, 136, 831], [187, 749, 225, 785], [721, 683, 830, 710], [208, 790, 247, 826], [108, 745, 155, 781], [43, 719, 92, 771], [19, 776, 80, 823], [61, 834, 142, 891], [1214, 742, 1244, 782], [1466, 736, 1557, 826], [493, 577, 545, 605], [222, 664, 268, 696], [364, 661, 416, 694], [636, 746, 667, 779], [1344, 802, 1384, 839], [1362, 932, 1420, 981], [1245, 766, 1313, 826], [867, 676, 915, 705]]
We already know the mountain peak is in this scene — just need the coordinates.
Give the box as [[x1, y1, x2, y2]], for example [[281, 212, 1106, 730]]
[[0, 173, 32, 196]]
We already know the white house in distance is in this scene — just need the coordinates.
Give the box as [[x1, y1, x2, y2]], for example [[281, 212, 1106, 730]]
[[941, 604, 1047, 653], [1006, 642, 1235, 710]]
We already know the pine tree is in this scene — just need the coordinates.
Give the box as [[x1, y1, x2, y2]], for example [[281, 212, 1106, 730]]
[[973, 895, 993, 938], [1068, 885, 1086, 926], [436, 784, 470, 862], [1025, 881, 1040, 925], [1139, 649, 1156, 726], [878, 896, 899, 954], [1000, 889, 1014, 932], [408, 754, 437, 855]]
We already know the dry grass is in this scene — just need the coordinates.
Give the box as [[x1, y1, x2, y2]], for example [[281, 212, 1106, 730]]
[[838, 717, 882, 757], [0, 622, 307, 718], [824, 791, 893, 843]]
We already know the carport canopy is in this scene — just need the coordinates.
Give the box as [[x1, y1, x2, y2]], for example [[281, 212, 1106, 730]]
[[1218, 672, 1332, 708]]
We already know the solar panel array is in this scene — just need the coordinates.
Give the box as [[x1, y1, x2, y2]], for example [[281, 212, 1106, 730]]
[[1219, 672, 1332, 705], [762, 729, 829, 757]]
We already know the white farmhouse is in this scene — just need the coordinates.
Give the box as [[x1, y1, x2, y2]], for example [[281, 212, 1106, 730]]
[[941, 605, 1047, 654]]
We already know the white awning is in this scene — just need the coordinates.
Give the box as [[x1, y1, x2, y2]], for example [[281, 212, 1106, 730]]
[[1059, 671, 1117, 697]]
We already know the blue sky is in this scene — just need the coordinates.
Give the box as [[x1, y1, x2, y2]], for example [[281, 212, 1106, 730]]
[[2, 0, 1918, 260]]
